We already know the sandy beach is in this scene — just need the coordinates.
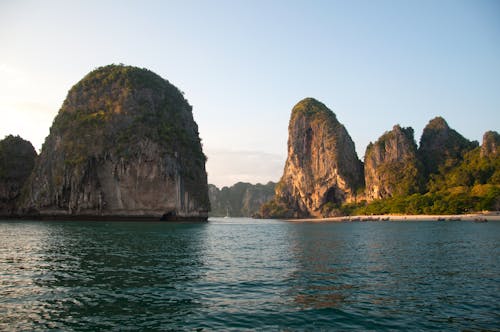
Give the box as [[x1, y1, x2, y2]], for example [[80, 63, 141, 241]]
[[286, 212, 500, 222]]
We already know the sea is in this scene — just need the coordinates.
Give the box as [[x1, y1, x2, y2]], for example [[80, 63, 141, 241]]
[[0, 218, 498, 331]]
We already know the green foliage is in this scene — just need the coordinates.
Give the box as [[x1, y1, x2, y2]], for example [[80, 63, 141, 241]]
[[353, 139, 499, 215], [37, 64, 210, 209], [428, 147, 499, 190], [0, 135, 37, 181], [351, 185, 499, 215], [320, 201, 343, 217], [48, 64, 206, 170], [259, 199, 295, 219], [418, 117, 478, 176], [290, 98, 342, 135]]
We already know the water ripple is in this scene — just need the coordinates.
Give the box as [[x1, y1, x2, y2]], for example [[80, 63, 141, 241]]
[[1, 219, 499, 330]]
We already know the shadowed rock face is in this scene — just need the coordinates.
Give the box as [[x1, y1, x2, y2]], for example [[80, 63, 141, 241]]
[[418, 117, 478, 176], [364, 125, 423, 200], [208, 182, 276, 217], [21, 64, 209, 220], [274, 98, 364, 218], [0, 136, 37, 216], [481, 131, 500, 158]]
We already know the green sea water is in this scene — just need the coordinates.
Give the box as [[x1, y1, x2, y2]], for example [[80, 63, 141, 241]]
[[1, 218, 499, 331]]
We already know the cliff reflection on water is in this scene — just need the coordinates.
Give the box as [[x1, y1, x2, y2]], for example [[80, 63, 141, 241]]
[[1, 218, 499, 331]]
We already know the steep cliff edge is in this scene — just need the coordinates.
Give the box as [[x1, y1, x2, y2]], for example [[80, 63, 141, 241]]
[[418, 117, 478, 176], [364, 125, 423, 200], [21, 64, 209, 220], [265, 98, 363, 218], [0, 136, 37, 216], [481, 131, 500, 158]]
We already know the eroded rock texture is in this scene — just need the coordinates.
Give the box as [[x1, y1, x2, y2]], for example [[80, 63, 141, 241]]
[[418, 117, 477, 176], [21, 65, 209, 220], [273, 98, 363, 217], [364, 125, 423, 200], [481, 131, 500, 158]]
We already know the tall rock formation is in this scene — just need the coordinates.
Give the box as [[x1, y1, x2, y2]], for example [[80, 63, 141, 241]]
[[270, 98, 364, 218], [208, 182, 275, 217], [364, 125, 423, 200], [481, 131, 500, 158], [418, 117, 478, 176], [21, 64, 209, 220], [0, 136, 37, 216]]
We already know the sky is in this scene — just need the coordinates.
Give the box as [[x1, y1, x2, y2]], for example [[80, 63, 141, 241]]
[[1, 0, 499, 187]]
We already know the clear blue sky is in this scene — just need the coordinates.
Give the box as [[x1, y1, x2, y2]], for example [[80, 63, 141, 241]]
[[1, 0, 499, 187]]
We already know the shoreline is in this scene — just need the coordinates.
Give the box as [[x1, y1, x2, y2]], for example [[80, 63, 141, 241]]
[[285, 212, 500, 222], [0, 214, 209, 222]]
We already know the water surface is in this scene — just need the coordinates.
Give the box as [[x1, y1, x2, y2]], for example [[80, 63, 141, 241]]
[[1, 218, 499, 330]]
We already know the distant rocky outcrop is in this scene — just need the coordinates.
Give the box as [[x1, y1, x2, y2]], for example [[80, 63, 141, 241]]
[[209, 182, 275, 217], [263, 98, 364, 218], [418, 117, 478, 176], [0, 135, 37, 216], [364, 125, 424, 200], [481, 131, 500, 158], [20, 64, 209, 220]]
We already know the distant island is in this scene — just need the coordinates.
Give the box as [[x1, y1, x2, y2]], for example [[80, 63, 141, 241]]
[[259, 98, 499, 218], [0, 64, 209, 220], [208, 182, 275, 217]]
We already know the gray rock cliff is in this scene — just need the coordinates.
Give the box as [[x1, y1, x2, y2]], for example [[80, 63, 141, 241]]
[[481, 131, 500, 158], [20, 64, 209, 220], [0, 135, 37, 216], [270, 98, 364, 218], [364, 125, 423, 200], [418, 117, 478, 176], [209, 182, 275, 217]]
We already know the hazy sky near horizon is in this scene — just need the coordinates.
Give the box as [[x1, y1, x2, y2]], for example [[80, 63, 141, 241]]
[[1, 0, 499, 187]]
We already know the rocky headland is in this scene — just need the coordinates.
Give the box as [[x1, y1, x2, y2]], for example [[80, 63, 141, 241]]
[[12, 64, 209, 220], [261, 98, 499, 218], [261, 98, 364, 218]]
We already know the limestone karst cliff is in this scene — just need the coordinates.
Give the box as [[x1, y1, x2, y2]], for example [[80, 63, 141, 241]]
[[20, 64, 209, 220], [264, 98, 364, 218], [481, 131, 500, 158], [209, 182, 275, 217], [418, 117, 478, 176], [364, 125, 424, 200], [0, 136, 37, 216]]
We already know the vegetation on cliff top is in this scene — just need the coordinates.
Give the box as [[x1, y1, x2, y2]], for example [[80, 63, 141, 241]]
[[49, 64, 206, 169], [0, 135, 37, 215], [0, 135, 36, 182], [352, 143, 499, 215], [365, 125, 425, 199], [25, 64, 210, 213], [261, 104, 499, 218], [418, 116, 478, 177]]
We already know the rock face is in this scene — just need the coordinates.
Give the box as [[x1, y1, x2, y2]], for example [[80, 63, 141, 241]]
[[0, 136, 37, 216], [21, 65, 209, 220], [364, 125, 423, 200], [481, 131, 500, 158], [418, 117, 478, 176], [209, 182, 275, 217], [272, 98, 364, 217]]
